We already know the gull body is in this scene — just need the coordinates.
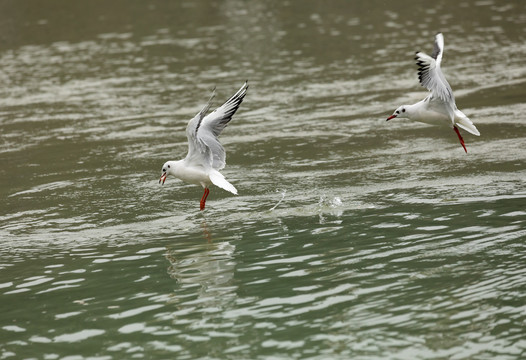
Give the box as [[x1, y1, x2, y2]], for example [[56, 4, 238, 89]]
[[162, 160, 213, 188], [160, 81, 248, 210], [387, 33, 479, 152]]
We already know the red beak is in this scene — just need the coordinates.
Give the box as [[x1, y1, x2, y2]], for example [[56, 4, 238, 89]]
[[159, 172, 167, 185], [386, 115, 397, 121]]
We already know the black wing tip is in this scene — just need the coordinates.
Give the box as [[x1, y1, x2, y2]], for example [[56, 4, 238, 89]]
[[217, 82, 248, 116]]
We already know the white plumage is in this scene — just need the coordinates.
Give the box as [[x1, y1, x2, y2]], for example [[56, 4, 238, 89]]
[[160, 81, 248, 210], [387, 33, 479, 152]]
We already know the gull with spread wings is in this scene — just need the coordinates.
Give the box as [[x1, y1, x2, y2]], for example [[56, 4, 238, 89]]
[[159, 81, 248, 210], [386, 33, 479, 152]]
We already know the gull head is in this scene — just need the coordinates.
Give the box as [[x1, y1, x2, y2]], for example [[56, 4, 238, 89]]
[[159, 161, 175, 185], [386, 106, 408, 121]]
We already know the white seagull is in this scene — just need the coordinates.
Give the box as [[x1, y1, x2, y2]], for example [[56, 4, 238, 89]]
[[386, 33, 480, 153], [159, 81, 248, 210]]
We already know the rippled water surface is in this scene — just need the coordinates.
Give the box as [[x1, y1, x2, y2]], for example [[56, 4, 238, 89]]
[[1, 0, 526, 358]]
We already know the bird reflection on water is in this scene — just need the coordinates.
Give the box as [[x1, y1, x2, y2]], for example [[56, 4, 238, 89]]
[[164, 223, 237, 307], [201, 220, 211, 243]]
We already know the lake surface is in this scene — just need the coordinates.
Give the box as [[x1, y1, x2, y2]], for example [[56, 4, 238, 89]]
[[1, 0, 526, 358]]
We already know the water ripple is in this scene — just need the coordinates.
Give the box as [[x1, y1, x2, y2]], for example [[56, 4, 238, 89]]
[[1, 1, 526, 358]]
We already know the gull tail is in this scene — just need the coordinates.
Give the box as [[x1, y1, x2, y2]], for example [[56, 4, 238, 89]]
[[454, 109, 480, 136], [209, 169, 238, 195]]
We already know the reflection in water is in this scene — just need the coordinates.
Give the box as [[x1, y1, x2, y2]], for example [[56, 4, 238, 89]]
[[201, 220, 211, 243], [165, 230, 237, 308]]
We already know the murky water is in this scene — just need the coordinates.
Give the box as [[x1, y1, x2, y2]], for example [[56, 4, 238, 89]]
[[1, 0, 526, 358]]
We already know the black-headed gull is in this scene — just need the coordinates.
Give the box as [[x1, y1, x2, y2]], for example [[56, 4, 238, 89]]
[[160, 81, 248, 210], [386, 33, 480, 153]]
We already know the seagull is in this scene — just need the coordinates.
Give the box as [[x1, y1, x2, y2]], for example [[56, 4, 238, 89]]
[[386, 33, 480, 153], [159, 81, 248, 210]]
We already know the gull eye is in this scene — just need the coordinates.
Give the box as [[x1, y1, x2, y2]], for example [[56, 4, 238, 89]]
[[163, 168, 166, 172], [396, 111, 399, 114], [402, 108, 406, 112]]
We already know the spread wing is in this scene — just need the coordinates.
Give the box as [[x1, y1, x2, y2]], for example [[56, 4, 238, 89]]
[[184, 88, 216, 169], [415, 33, 454, 103], [184, 81, 248, 170]]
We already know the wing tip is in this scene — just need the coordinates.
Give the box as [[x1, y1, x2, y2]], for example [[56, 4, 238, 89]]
[[241, 80, 249, 92]]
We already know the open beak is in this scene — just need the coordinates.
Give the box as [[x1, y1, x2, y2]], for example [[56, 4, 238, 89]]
[[386, 114, 397, 121], [159, 172, 167, 185]]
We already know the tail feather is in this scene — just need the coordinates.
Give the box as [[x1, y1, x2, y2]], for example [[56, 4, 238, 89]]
[[454, 109, 480, 136], [209, 170, 238, 195]]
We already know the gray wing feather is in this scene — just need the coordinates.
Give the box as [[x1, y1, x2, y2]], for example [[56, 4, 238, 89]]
[[185, 82, 248, 170], [185, 88, 216, 168], [415, 33, 454, 103], [431, 33, 443, 61], [199, 81, 248, 170]]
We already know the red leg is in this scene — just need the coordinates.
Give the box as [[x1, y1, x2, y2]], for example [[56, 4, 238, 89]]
[[200, 188, 210, 211], [454, 126, 467, 153]]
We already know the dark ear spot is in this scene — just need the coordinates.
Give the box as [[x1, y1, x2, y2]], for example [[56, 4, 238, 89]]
[[168, 165, 170, 168], [402, 108, 406, 112]]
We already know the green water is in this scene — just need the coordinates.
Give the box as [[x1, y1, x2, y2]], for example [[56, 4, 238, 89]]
[[1, 0, 526, 359]]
